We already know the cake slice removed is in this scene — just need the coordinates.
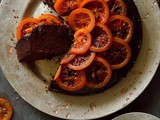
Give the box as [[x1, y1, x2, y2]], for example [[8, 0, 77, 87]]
[[15, 24, 74, 62]]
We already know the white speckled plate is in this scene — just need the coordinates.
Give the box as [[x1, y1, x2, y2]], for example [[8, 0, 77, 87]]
[[112, 112, 159, 120], [0, 0, 160, 119]]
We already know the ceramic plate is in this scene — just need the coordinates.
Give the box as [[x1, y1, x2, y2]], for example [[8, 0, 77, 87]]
[[112, 112, 159, 120], [0, 0, 160, 119]]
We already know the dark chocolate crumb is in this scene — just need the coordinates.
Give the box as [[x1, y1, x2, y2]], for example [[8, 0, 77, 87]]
[[50, 73, 54, 78], [12, 32, 15, 37], [45, 86, 49, 93], [45, 89, 49, 93], [43, 0, 55, 8], [43, 79, 47, 83]]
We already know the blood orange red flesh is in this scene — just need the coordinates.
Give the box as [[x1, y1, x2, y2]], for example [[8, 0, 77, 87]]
[[90, 23, 112, 52], [68, 8, 95, 32], [79, 0, 109, 24], [0, 98, 13, 120], [107, 15, 133, 42], [85, 57, 112, 88], [61, 52, 76, 64], [101, 37, 131, 69], [54, 0, 79, 16], [55, 65, 86, 91], [67, 51, 96, 70], [107, 0, 127, 16]]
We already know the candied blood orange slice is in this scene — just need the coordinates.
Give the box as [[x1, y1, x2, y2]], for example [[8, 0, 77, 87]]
[[54, 0, 79, 16], [16, 18, 39, 41], [67, 51, 96, 70], [107, 0, 127, 16], [79, 0, 109, 24], [61, 52, 76, 64], [0, 98, 13, 120], [85, 57, 112, 88], [70, 29, 92, 54], [107, 15, 133, 42], [38, 14, 61, 24], [55, 65, 86, 91], [102, 37, 131, 69], [90, 23, 112, 52], [68, 8, 95, 32]]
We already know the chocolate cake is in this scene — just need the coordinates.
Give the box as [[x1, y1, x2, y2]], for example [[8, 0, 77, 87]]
[[16, 24, 74, 62], [15, 0, 142, 96], [43, 0, 55, 8]]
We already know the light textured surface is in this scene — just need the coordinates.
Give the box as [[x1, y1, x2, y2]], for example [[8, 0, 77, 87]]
[[0, 0, 160, 119], [112, 112, 160, 120]]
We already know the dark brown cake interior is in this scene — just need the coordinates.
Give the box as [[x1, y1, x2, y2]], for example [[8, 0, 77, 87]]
[[16, 24, 74, 62]]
